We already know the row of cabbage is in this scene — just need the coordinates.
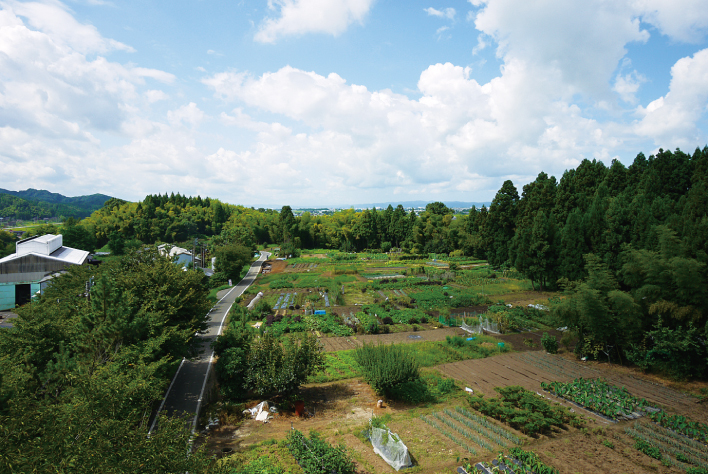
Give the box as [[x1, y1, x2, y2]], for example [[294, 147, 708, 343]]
[[541, 377, 652, 420]]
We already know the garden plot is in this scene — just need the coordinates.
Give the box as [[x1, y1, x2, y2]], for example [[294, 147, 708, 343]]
[[285, 263, 319, 272], [521, 352, 697, 410], [625, 420, 708, 470], [435, 353, 614, 423], [420, 408, 524, 457], [318, 327, 463, 352], [541, 378, 659, 422]]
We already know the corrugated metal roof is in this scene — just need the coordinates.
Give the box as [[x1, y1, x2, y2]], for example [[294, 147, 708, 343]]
[[0, 246, 89, 266]]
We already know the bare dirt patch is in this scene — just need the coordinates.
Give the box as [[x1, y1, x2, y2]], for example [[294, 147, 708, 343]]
[[204, 379, 389, 457], [264, 259, 287, 274]]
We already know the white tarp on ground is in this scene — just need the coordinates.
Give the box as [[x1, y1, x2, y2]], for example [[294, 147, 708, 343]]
[[370, 426, 412, 471], [243, 401, 275, 423], [247, 292, 264, 309]]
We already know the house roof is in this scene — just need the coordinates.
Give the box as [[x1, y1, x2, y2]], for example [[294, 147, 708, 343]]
[[157, 244, 201, 261], [0, 245, 90, 266]]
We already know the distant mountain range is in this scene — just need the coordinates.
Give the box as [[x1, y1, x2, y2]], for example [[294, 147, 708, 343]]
[[0, 188, 114, 221]]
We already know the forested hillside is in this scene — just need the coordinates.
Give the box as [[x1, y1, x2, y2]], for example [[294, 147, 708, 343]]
[[0, 193, 92, 220], [79, 146, 708, 378], [0, 188, 112, 210]]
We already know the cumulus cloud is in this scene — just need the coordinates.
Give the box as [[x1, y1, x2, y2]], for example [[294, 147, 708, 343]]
[[254, 0, 374, 43], [145, 89, 170, 103], [424, 7, 456, 20], [613, 70, 646, 104], [634, 48, 708, 147], [2, 0, 707, 206], [634, 0, 708, 43], [167, 103, 205, 127], [1, 0, 133, 54]]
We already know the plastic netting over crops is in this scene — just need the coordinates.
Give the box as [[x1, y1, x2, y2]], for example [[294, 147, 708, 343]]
[[461, 316, 499, 334], [370, 426, 412, 471]]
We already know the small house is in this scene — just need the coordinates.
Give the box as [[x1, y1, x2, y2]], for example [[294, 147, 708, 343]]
[[157, 244, 202, 267]]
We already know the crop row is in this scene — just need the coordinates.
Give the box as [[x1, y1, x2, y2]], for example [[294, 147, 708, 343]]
[[641, 419, 708, 455], [420, 415, 477, 455], [631, 422, 708, 464], [470, 449, 559, 474], [625, 426, 708, 470], [541, 378, 651, 420], [443, 409, 508, 448], [650, 411, 708, 445], [522, 352, 597, 380], [431, 411, 494, 451], [452, 407, 522, 445]]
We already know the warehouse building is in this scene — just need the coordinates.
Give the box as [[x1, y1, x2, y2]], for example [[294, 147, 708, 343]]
[[0, 234, 89, 310]]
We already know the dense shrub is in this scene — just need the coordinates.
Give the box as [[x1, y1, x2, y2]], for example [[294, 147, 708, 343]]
[[541, 333, 558, 354], [354, 344, 421, 399]]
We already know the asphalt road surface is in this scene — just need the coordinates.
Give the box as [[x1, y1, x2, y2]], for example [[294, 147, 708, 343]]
[[150, 251, 270, 434]]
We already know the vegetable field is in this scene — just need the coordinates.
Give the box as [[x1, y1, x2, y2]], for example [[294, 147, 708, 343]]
[[541, 378, 657, 421]]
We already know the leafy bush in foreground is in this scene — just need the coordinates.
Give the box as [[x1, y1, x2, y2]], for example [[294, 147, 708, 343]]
[[354, 343, 420, 399], [287, 430, 355, 474]]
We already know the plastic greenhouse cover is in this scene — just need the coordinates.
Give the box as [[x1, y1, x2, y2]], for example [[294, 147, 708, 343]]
[[370, 426, 412, 471]]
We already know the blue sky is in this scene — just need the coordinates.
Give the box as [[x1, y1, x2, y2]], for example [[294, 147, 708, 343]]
[[1, 0, 707, 207]]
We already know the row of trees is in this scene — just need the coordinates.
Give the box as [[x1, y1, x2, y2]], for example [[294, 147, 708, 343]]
[[0, 247, 226, 473]]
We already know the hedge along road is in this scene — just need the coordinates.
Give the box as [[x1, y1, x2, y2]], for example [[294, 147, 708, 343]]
[[149, 251, 270, 435]]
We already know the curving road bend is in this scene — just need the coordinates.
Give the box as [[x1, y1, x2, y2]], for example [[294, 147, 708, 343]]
[[149, 251, 270, 434]]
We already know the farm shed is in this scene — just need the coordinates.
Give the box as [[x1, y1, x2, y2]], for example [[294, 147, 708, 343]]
[[0, 234, 89, 310]]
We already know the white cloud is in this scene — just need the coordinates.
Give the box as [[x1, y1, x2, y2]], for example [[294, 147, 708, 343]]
[[634, 48, 708, 147], [254, 0, 374, 43], [424, 7, 456, 20], [2, 0, 707, 206], [145, 89, 170, 103], [633, 0, 708, 43], [0, 6, 174, 139], [167, 102, 205, 127], [1, 0, 133, 54], [471, 33, 488, 54], [613, 70, 646, 104], [473, 0, 649, 99]]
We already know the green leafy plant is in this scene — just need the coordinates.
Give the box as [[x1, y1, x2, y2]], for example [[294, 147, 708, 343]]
[[286, 429, 355, 474], [354, 343, 420, 400], [540, 332, 558, 354], [541, 378, 651, 420], [467, 386, 583, 436]]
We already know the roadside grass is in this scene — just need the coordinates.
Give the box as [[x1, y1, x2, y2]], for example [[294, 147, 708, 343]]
[[208, 284, 232, 304]]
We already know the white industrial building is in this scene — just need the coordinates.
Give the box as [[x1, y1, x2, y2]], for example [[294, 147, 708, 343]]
[[0, 234, 89, 310]]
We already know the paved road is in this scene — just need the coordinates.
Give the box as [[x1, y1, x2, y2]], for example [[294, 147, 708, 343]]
[[150, 252, 270, 434]]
